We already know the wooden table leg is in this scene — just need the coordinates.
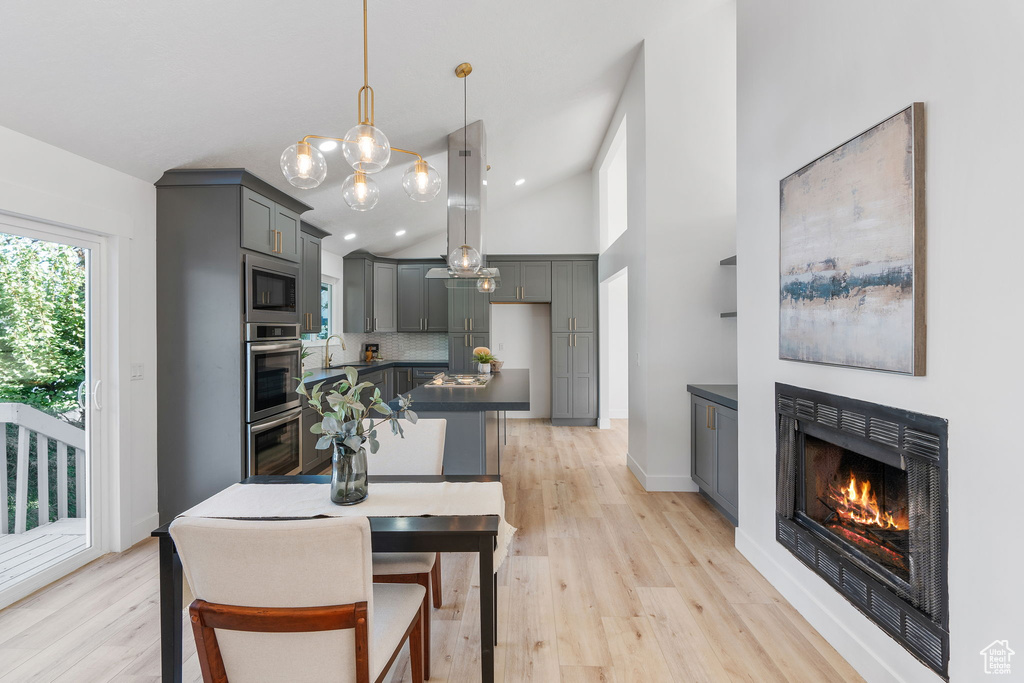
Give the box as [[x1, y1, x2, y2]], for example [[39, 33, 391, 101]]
[[479, 537, 495, 683], [159, 533, 184, 683]]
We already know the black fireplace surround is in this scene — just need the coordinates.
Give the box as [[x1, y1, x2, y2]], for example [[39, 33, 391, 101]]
[[775, 384, 949, 679]]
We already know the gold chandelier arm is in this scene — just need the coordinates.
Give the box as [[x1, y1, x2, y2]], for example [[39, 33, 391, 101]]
[[357, 85, 374, 126], [300, 135, 424, 161]]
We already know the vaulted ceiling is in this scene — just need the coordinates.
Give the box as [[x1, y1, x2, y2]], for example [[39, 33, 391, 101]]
[[0, 0, 676, 255]]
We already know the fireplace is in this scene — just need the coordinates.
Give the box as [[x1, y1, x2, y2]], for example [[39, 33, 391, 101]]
[[775, 384, 948, 679]]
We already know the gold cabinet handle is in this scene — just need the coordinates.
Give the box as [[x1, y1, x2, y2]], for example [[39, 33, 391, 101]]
[[706, 405, 716, 430], [521, 285, 525, 300], [470, 318, 473, 331], [374, 317, 377, 330]]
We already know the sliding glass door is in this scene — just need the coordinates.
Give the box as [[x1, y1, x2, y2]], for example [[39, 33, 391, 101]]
[[0, 219, 102, 606]]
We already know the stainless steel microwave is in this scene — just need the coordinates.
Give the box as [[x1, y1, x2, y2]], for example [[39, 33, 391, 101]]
[[245, 254, 299, 324]]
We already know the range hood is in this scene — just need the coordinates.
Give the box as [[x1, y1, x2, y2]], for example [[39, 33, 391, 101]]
[[426, 120, 501, 289]]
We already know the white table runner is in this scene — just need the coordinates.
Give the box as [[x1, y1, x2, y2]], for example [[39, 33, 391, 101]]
[[179, 481, 516, 570]]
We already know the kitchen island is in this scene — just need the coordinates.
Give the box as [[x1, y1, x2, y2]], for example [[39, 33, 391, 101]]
[[389, 368, 530, 475]]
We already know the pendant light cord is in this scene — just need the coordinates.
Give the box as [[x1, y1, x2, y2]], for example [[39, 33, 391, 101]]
[[464, 72, 469, 246]]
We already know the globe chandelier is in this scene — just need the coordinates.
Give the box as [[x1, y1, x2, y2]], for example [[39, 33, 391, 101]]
[[279, 0, 441, 210]]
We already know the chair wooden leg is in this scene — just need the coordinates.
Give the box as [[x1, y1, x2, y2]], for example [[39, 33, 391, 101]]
[[410, 607, 425, 683], [416, 573, 431, 679], [431, 553, 442, 608]]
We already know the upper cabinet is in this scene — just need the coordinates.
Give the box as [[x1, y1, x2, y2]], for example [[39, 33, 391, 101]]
[[343, 256, 374, 333], [300, 223, 329, 335], [241, 187, 300, 262], [488, 260, 551, 303], [372, 262, 397, 333], [397, 263, 449, 332], [448, 286, 490, 333], [552, 260, 596, 332]]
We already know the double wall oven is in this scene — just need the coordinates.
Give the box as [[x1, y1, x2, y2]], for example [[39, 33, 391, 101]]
[[244, 255, 303, 475]]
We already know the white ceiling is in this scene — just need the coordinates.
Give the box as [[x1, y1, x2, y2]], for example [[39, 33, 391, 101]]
[[0, 0, 675, 256]]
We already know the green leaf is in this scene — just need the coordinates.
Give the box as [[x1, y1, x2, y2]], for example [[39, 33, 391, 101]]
[[369, 437, 380, 454], [372, 403, 391, 415], [309, 422, 323, 434], [345, 367, 358, 386], [405, 410, 418, 424], [315, 435, 333, 450], [343, 435, 363, 452]]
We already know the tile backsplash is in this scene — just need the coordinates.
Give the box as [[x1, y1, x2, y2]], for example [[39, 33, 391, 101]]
[[302, 332, 448, 371]]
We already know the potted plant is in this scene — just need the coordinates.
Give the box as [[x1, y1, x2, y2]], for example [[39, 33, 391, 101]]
[[472, 347, 496, 374], [295, 367, 417, 505]]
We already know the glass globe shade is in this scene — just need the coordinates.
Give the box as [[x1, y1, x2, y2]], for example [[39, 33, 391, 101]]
[[281, 142, 327, 189], [477, 277, 496, 294], [341, 172, 380, 211], [341, 123, 391, 174], [448, 244, 482, 276], [402, 160, 442, 202]]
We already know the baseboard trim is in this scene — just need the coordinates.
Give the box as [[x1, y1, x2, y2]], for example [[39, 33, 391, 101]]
[[598, 418, 612, 429], [625, 453, 699, 492], [735, 528, 920, 683], [550, 418, 598, 426]]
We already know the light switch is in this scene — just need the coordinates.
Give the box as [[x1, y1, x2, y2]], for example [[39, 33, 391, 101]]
[[498, 343, 505, 351], [635, 353, 640, 366], [130, 363, 145, 381]]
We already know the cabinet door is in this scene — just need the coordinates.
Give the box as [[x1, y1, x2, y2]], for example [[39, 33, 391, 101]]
[[551, 261, 573, 332], [520, 261, 552, 302], [362, 261, 374, 332], [470, 288, 490, 332], [373, 262, 397, 332], [241, 187, 277, 256], [488, 261, 520, 303], [571, 260, 597, 332], [551, 333, 572, 418], [448, 287, 469, 332], [424, 274, 449, 331], [449, 333, 469, 372], [397, 264, 426, 332], [274, 205, 301, 263], [301, 406, 321, 473], [300, 233, 322, 334], [691, 397, 715, 491], [714, 407, 739, 519], [570, 333, 597, 418]]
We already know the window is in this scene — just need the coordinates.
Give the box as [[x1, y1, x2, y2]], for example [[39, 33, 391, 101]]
[[302, 282, 333, 341]]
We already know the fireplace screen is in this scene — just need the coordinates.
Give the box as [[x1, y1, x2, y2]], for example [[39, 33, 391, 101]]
[[803, 435, 910, 582]]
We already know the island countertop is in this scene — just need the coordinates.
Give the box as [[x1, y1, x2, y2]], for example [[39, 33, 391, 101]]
[[303, 359, 448, 387], [686, 383, 738, 410], [390, 368, 531, 412]]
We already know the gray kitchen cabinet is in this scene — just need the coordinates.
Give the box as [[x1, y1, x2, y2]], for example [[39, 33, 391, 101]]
[[551, 332, 597, 422], [411, 366, 447, 388], [301, 405, 328, 474], [690, 393, 738, 525], [394, 366, 412, 396], [449, 333, 490, 373], [397, 264, 449, 332], [241, 187, 300, 263], [343, 256, 374, 333], [448, 287, 489, 333], [488, 260, 551, 303], [360, 369, 390, 407], [299, 224, 325, 335], [487, 261, 519, 303], [552, 260, 596, 332], [373, 262, 397, 333]]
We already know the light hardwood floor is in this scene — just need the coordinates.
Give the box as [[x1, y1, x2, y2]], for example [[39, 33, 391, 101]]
[[0, 419, 864, 682]]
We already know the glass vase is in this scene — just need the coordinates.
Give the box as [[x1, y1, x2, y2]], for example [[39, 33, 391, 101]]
[[330, 439, 368, 505]]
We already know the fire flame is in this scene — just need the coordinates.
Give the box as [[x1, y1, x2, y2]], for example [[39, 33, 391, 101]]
[[828, 474, 907, 530]]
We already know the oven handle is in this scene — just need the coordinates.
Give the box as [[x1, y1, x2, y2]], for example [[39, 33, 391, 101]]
[[249, 408, 302, 434], [249, 341, 302, 354]]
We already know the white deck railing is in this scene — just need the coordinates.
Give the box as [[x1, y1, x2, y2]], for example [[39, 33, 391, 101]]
[[0, 403, 86, 535]]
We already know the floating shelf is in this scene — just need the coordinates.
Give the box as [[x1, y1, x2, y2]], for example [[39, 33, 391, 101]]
[[720, 255, 737, 266], [721, 312, 737, 318]]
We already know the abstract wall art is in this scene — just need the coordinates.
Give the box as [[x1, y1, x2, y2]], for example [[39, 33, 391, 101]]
[[779, 103, 925, 375]]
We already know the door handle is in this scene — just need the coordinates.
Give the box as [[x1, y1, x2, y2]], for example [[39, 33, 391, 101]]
[[92, 380, 103, 411]]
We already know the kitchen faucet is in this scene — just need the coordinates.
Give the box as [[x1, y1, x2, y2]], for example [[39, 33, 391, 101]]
[[323, 334, 347, 368]]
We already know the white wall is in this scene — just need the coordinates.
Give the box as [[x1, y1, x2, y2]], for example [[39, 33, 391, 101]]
[[0, 124, 157, 551], [379, 232, 447, 260], [605, 270, 629, 419], [490, 305, 551, 418], [487, 172, 597, 255], [737, 2, 1024, 681], [595, 0, 737, 491]]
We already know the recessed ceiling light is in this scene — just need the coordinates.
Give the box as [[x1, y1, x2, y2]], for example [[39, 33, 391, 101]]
[[482, 180, 488, 186], [395, 230, 406, 236], [515, 178, 526, 186], [344, 233, 356, 240], [319, 140, 338, 152]]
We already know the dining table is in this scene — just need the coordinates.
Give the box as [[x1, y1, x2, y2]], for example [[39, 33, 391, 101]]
[[152, 474, 502, 683]]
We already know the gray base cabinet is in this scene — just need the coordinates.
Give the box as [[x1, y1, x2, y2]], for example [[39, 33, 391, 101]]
[[690, 394, 738, 525]]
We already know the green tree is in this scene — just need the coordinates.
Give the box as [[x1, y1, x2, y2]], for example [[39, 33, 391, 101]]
[[0, 234, 86, 426]]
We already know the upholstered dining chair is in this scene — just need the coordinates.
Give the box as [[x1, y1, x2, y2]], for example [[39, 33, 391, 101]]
[[169, 516, 424, 683], [369, 418, 446, 679]]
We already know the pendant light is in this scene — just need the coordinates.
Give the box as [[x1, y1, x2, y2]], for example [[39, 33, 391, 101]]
[[448, 62, 483, 276], [279, 0, 441, 209]]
